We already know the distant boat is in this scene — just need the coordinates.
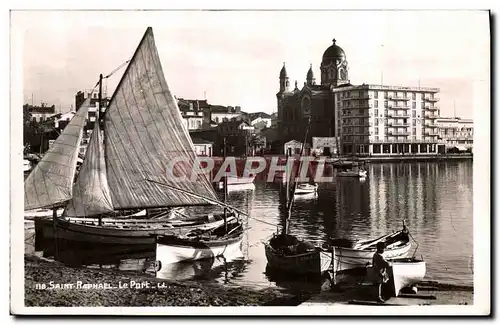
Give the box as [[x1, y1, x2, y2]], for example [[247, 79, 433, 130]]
[[329, 224, 412, 272], [294, 183, 318, 195], [218, 175, 256, 188], [337, 168, 367, 178]]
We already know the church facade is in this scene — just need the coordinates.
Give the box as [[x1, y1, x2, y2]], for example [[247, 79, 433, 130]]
[[277, 39, 443, 156]]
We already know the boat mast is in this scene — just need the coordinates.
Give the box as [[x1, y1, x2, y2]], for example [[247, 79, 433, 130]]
[[97, 73, 103, 226], [282, 117, 312, 236], [223, 136, 228, 232]]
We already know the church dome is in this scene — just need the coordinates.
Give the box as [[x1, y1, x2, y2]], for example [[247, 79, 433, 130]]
[[280, 62, 288, 78], [322, 39, 345, 63]]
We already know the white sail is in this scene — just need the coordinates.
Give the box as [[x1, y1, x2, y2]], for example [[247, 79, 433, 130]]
[[103, 27, 218, 210], [24, 101, 89, 210], [65, 119, 114, 217]]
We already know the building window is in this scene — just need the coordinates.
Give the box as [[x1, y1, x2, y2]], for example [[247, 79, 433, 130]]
[[374, 100, 378, 108], [412, 102, 416, 109], [412, 93, 416, 100], [412, 127, 416, 134], [384, 101, 388, 108], [374, 92, 378, 99], [384, 92, 388, 99], [375, 126, 379, 133], [412, 111, 416, 117], [421, 102, 425, 109]]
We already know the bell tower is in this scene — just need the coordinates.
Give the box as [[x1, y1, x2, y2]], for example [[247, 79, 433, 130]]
[[279, 62, 290, 93]]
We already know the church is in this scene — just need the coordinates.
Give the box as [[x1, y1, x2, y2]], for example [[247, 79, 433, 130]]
[[277, 39, 442, 157], [276, 39, 350, 155]]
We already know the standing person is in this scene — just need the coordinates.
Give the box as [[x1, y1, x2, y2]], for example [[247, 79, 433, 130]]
[[373, 242, 391, 302]]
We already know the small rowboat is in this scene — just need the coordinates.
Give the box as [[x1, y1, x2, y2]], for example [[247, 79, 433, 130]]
[[155, 217, 244, 265], [389, 257, 427, 297], [366, 257, 427, 297]]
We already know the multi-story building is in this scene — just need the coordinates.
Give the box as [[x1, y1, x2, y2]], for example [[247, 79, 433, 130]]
[[435, 117, 473, 150], [177, 98, 207, 131], [332, 84, 442, 155], [23, 103, 56, 122], [277, 39, 444, 156]]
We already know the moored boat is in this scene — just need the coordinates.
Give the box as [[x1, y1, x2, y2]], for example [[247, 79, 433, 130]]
[[329, 225, 412, 272], [389, 257, 427, 297], [155, 215, 244, 265], [337, 168, 367, 178], [35, 213, 237, 245], [24, 27, 231, 246], [294, 183, 318, 195], [264, 118, 333, 276], [217, 175, 256, 188], [264, 234, 331, 275]]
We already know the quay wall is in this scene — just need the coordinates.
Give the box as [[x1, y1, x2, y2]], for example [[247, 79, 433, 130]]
[[199, 154, 472, 182]]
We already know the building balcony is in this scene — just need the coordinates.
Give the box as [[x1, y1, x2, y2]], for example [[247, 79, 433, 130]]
[[388, 122, 409, 127], [388, 95, 410, 101], [424, 96, 440, 102], [425, 114, 439, 119], [387, 113, 410, 118], [388, 131, 409, 136], [424, 132, 439, 136], [342, 114, 370, 118], [388, 105, 410, 110], [424, 123, 439, 128], [371, 138, 439, 144], [425, 106, 439, 111]]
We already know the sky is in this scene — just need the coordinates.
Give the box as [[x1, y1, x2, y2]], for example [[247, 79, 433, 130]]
[[14, 10, 489, 118]]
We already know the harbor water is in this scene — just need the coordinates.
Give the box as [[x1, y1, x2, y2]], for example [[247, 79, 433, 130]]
[[26, 160, 473, 291]]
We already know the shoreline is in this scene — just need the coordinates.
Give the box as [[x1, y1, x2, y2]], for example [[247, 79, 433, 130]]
[[24, 255, 307, 307], [24, 254, 473, 308]]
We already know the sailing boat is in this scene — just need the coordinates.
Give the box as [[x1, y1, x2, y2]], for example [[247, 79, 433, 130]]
[[25, 27, 238, 245], [264, 119, 332, 275]]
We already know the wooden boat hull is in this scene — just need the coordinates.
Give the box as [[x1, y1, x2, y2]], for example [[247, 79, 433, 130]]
[[333, 241, 411, 272], [35, 214, 235, 245], [155, 232, 243, 265], [390, 258, 427, 297], [264, 244, 332, 275]]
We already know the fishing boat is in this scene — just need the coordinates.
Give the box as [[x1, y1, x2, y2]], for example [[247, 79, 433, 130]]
[[329, 223, 412, 272], [264, 119, 333, 276], [294, 183, 318, 195], [24, 27, 235, 245]]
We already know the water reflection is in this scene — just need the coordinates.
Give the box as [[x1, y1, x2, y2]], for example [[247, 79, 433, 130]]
[[28, 160, 473, 290]]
